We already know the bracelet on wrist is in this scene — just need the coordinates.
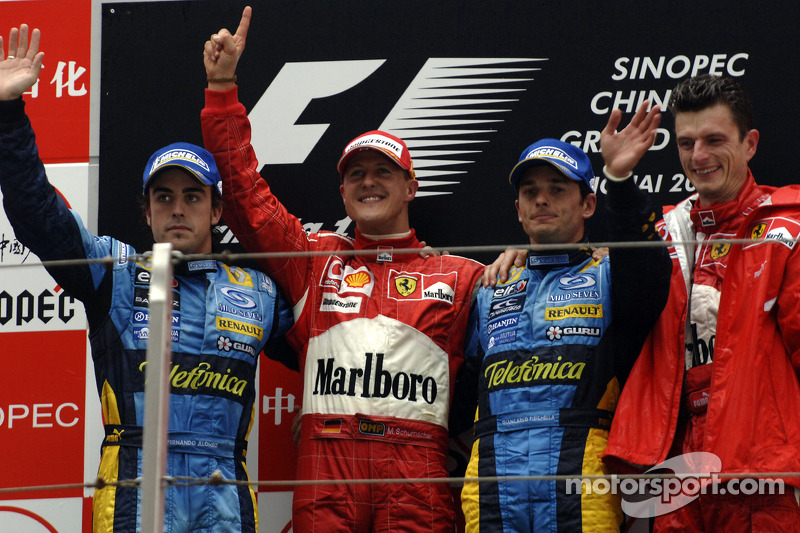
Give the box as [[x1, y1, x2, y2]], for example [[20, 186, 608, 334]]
[[602, 164, 633, 182], [207, 75, 237, 84]]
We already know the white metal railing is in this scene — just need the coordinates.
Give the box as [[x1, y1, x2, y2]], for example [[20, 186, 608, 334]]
[[141, 243, 174, 533]]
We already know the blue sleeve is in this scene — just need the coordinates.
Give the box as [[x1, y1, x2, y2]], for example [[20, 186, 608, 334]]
[[0, 98, 117, 316], [261, 283, 299, 372], [274, 291, 294, 339], [605, 177, 672, 381], [449, 291, 485, 437]]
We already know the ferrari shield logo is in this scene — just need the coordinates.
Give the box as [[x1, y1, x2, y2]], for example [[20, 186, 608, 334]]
[[395, 276, 418, 296], [710, 242, 731, 260], [751, 222, 767, 240]]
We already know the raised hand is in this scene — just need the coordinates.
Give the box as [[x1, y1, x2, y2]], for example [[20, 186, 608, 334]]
[[601, 100, 661, 178], [0, 25, 44, 101], [203, 6, 251, 89]]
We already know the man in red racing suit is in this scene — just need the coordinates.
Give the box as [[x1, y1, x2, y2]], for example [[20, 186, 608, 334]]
[[603, 74, 800, 532], [200, 8, 483, 531]]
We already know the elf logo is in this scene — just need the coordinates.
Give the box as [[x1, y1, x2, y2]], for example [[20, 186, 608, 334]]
[[249, 58, 545, 197]]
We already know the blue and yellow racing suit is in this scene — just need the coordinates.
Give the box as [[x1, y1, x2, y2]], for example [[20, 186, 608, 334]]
[[459, 177, 671, 532], [0, 98, 294, 532]]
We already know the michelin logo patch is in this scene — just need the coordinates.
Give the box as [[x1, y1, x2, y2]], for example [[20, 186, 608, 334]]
[[151, 148, 210, 173], [525, 146, 579, 170]]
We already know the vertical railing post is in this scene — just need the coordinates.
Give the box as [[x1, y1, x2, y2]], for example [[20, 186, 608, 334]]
[[141, 243, 174, 532]]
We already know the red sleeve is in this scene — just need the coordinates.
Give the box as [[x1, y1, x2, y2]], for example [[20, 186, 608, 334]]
[[777, 242, 800, 376], [201, 87, 310, 305]]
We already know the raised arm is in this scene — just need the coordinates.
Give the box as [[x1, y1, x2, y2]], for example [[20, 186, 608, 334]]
[[200, 7, 313, 306], [0, 26, 117, 314], [600, 101, 671, 381]]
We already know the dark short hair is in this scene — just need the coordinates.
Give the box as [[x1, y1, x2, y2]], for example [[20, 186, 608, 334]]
[[668, 74, 753, 140]]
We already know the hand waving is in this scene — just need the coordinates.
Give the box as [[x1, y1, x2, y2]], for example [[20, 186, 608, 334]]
[[601, 100, 661, 178], [0, 25, 44, 101]]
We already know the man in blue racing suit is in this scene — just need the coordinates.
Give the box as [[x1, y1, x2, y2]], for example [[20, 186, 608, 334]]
[[0, 26, 293, 532], [458, 102, 671, 532]]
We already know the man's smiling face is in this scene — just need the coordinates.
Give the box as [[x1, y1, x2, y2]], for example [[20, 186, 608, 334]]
[[339, 150, 418, 235], [674, 103, 759, 206]]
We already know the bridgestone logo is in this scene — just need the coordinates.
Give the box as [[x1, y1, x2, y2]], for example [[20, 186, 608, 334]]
[[320, 294, 362, 314], [323, 297, 357, 309], [344, 135, 403, 158], [313, 353, 437, 404]]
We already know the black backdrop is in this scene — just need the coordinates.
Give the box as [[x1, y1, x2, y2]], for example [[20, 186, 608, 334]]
[[100, 0, 800, 264]]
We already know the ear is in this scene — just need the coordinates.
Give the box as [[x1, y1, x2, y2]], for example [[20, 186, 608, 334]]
[[744, 128, 759, 162], [515, 199, 522, 222], [405, 178, 419, 202], [211, 203, 223, 226], [340, 183, 346, 203], [145, 203, 152, 227], [582, 193, 597, 220]]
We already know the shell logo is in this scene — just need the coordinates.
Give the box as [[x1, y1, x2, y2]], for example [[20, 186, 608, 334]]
[[344, 271, 371, 288]]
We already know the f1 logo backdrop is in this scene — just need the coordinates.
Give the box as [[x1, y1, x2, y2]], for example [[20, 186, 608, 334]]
[[100, 1, 799, 263]]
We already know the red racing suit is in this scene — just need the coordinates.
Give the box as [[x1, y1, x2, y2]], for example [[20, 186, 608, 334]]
[[604, 173, 800, 527], [202, 87, 483, 532]]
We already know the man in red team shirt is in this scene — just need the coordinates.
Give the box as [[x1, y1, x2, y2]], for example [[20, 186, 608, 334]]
[[604, 74, 800, 531], [200, 7, 483, 532]]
